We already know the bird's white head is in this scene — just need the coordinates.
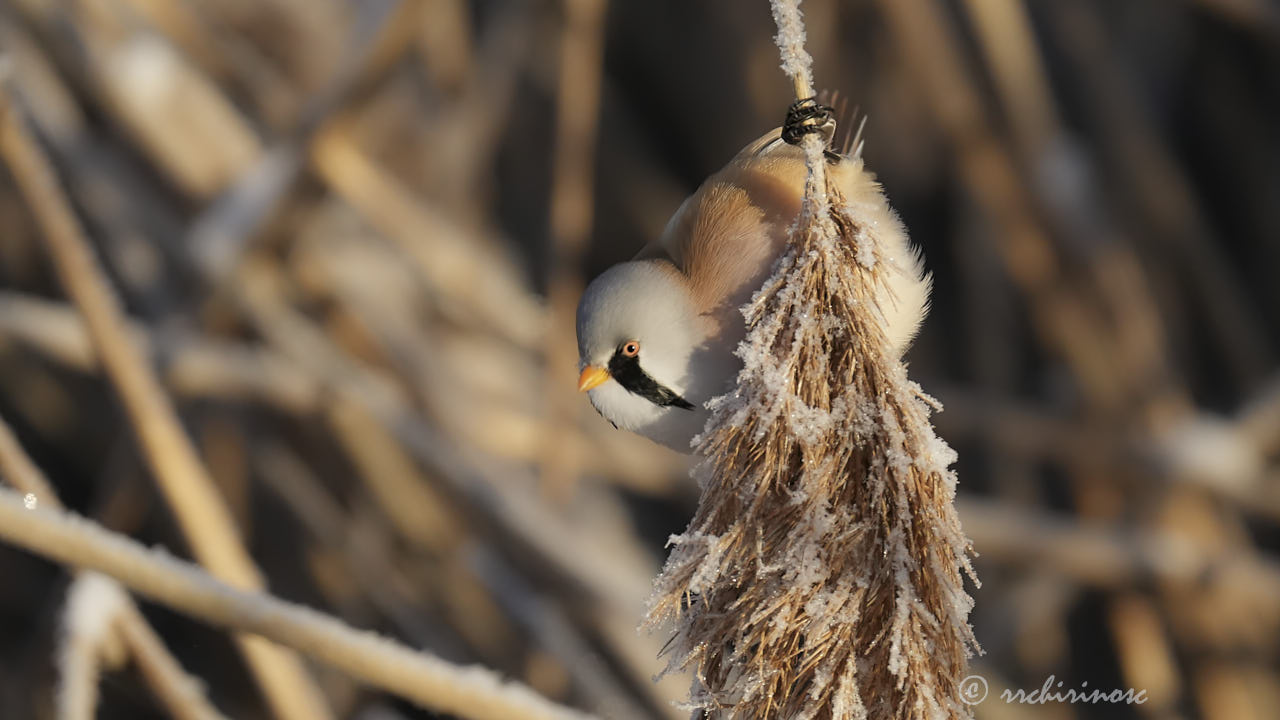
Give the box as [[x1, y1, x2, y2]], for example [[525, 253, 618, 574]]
[[575, 260, 716, 450]]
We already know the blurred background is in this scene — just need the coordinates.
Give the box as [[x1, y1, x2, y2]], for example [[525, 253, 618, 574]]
[[0, 0, 1278, 719]]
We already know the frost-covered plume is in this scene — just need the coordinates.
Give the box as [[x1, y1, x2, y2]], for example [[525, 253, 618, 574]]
[[645, 1, 980, 718]]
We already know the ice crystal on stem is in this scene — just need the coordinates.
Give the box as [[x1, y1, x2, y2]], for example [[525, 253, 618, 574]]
[[645, 2, 979, 718]]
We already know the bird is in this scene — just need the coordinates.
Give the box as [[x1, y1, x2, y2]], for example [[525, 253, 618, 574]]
[[575, 115, 930, 451]]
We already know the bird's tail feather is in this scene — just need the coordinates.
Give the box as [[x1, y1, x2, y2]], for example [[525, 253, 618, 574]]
[[817, 89, 867, 160]]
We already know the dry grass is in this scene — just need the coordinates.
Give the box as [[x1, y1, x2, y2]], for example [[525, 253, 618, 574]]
[[0, 74, 332, 720], [0, 1, 1276, 719], [0, 487, 593, 720], [648, 189, 979, 718]]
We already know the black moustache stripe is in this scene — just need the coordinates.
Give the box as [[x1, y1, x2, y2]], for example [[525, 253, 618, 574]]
[[607, 353, 695, 410]]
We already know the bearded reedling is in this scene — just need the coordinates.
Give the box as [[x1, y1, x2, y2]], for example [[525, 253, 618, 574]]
[[575, 104, 929, 450]]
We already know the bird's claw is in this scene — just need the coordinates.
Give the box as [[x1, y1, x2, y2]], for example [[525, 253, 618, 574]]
[[782, 97, 839, 161]]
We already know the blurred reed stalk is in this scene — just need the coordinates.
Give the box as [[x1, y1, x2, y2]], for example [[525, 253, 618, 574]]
[[0, 487, 595, 720], [541, 0, 608, 496], [56, 573, 129, 720], [0, 80, 335, 720], [0, 414, 229, 720], [645, 1, 977, 717]]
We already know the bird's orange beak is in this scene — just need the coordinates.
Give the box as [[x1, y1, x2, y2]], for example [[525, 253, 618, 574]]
[[577, 365, 611, 392]]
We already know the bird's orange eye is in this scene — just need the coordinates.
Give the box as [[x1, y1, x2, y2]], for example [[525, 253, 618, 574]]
[[621, 341, 640, 357]]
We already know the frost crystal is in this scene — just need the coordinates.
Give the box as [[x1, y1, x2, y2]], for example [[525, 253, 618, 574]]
[[770, 0, 813, 90]]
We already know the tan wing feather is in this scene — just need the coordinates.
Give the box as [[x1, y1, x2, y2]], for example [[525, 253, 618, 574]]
[[640, 127, 929, 353], [643, 130, 806, 317]]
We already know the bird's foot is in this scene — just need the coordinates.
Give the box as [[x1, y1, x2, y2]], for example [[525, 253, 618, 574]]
[[782, 97, 840, 162]]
